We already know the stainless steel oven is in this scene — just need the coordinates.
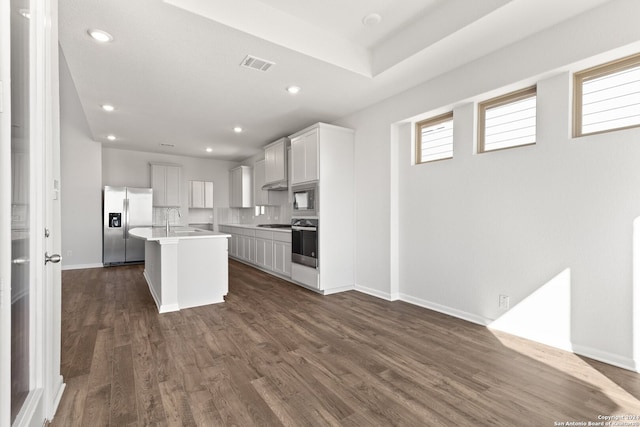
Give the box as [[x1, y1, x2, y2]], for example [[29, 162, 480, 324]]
[[291, 218, 318, 268], [292, 183, 317, 217]]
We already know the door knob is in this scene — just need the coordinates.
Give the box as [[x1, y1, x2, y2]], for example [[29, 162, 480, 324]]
[[45, 252, 61, 264]]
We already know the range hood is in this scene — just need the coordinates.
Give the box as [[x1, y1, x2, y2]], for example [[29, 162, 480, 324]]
[[262, 180, 288, 191]]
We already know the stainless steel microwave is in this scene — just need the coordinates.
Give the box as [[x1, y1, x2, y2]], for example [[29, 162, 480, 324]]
[[292, 183, 317, 217]]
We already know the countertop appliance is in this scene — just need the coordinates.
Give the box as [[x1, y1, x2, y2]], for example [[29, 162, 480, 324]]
[[103, 186, 153, 265], [291, 218, 318, 268]]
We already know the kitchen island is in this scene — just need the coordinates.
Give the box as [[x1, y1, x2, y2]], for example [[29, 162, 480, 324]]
[[129, 227, 231, 313]]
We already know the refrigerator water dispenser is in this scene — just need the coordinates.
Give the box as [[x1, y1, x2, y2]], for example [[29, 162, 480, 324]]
[[109, 212, 121, 228]]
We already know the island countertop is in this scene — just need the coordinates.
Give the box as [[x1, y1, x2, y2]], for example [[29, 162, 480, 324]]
[[129, 226, 230, 242]]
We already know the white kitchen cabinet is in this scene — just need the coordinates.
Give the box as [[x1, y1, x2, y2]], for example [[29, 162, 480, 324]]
[[224, 225, 291, 278], [189, 181, 204, 208], [205, 182, 214, 208], [151, 163, 182, 207], [287, 122, 355, 294], [229, 166, 253, 208], [240, 235, 255, 263], [273, 231, 291, 276], [233, 228, 256, 263], [189, 180, 214, 208], [255, 230, 274, 270], [273, 241, 291, 276], [290, 128, 319, 185], [232, 234, 240, 258], [264, 137, 288, 184]]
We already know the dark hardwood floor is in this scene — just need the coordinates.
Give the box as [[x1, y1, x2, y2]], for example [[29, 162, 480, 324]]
[[52, 260, 640, 426]]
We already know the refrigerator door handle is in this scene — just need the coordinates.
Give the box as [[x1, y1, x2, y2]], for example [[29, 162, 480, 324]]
[[123, 198, 128, 239]]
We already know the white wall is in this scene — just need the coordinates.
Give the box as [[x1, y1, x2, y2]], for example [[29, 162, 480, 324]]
[[102, 148, 237, 229], [334, 0, 640, 370], [60, 51, 103, 269]]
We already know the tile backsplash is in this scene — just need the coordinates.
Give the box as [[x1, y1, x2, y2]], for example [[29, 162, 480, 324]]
[[218, 205, 290, 226], [153, 201, 291, 231]]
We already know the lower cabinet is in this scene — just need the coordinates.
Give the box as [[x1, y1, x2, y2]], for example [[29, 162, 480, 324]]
[[255, 237, 274, 270], [273, 240, 292, 276], [240, 235, 256, 263], [229, 233, 239, 257], [224, 226, 291, 278]]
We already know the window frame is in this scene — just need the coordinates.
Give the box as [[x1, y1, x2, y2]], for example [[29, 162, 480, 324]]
[[414, 111, 454, 165], [573, 52, 640, 138], [477, 86, 537, 153]]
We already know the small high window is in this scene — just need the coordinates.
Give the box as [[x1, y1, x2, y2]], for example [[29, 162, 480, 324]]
[[478, 86, 537, 153], [415, 112, 454, 164], [574, 52, 640, 137]]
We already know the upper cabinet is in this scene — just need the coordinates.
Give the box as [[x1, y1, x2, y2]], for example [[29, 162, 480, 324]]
[[150, 163, 181, 207], [290, 128, 319, 185], [189, 180, 213, 208], [263, 137, 289, 186], [205, 181, 214, 208], [229, 165, 253, 208]]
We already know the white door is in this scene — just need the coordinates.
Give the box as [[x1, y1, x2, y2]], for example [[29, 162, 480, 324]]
[[0, 0, 64, 425]]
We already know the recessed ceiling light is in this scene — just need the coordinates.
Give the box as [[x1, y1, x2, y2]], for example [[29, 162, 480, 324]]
[[362, 13, 382, 26], [101, 104, 115, 112], [233, 126, 243, 133], [286, 86, 301, 94], [106, 134, 116, 141], [88, 29, 113, 43], [206, 147, 213, 153]]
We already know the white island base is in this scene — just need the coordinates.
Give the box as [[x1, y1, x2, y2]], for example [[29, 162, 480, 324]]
[[130, 227, 231, 313]]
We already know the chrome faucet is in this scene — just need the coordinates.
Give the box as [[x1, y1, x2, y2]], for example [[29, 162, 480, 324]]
[[165, 207, 181, 233]]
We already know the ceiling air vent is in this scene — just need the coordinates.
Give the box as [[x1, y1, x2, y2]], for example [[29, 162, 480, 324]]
[[240, 55, 275, 72]]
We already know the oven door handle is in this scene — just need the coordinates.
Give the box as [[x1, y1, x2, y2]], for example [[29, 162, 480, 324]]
[[292, 226, 317, 231]]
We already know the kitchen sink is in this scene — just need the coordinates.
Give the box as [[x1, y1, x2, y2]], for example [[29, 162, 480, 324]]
[[257, 224, 291, 229], [172, 228, 201, 233]]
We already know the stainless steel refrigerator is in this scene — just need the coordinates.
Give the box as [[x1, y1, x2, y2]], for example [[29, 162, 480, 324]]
[[103, 186, 153, 265]]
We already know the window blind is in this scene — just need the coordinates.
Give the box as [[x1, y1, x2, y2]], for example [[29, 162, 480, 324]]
[[483, 94, 536, 152], [418, 116, 453, 163], [581, 65, 640, 135]]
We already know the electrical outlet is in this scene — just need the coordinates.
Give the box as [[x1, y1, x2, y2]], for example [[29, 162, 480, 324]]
[[498, 294, 510, 310]]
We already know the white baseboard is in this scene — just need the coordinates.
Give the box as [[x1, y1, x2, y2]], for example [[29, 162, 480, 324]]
[[61, 263, 103, 271], [572, 344, 639, 373], [322, 285, 355, 295], [384, 292, 640, 374], [399, 293, 489, 326], [355, 284, 399, 301]]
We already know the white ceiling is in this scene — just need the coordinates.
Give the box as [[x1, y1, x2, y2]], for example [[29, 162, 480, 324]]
[[58, 0, 613, 161]]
